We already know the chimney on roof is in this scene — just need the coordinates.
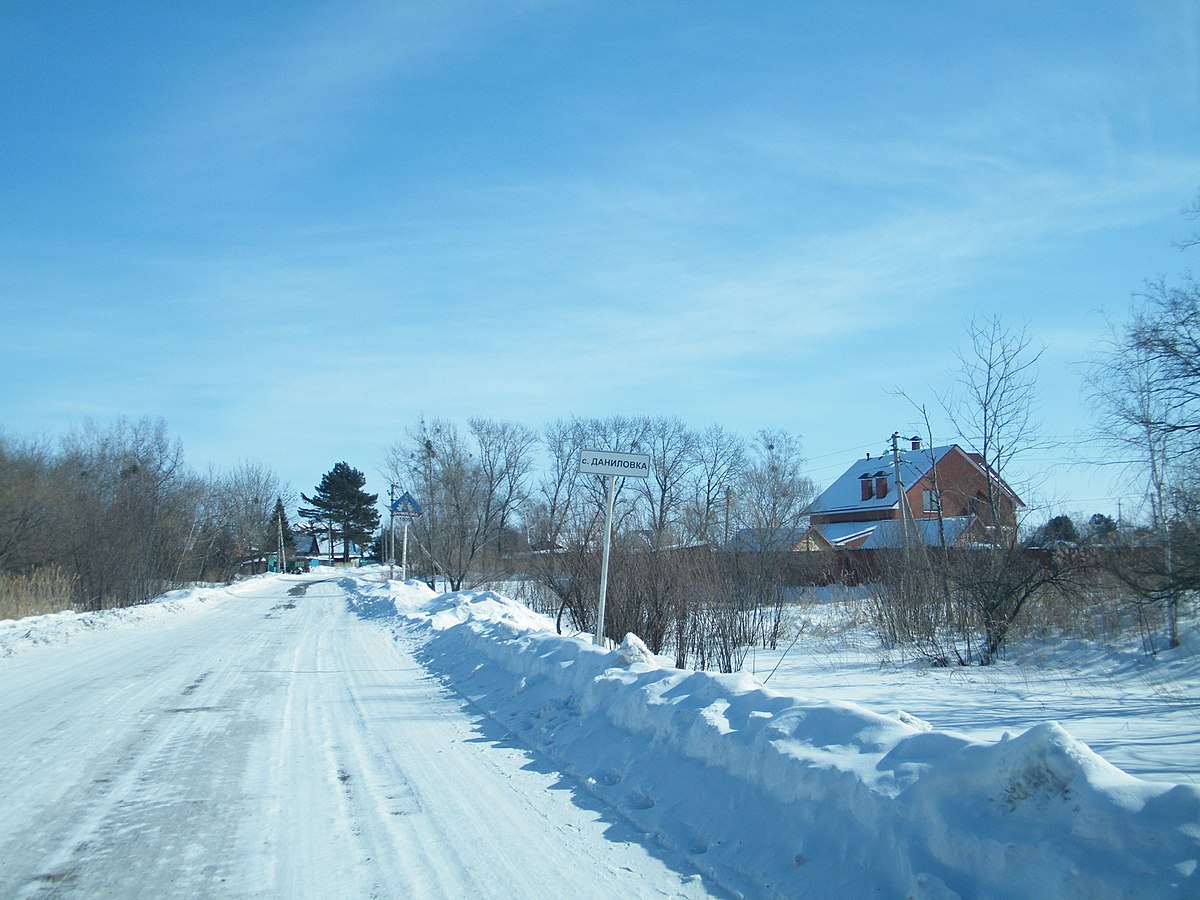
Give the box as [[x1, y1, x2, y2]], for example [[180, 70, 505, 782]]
[[874, 471, 889, 498], [911, 436, 922, 451], [859, 473, 874, 501]]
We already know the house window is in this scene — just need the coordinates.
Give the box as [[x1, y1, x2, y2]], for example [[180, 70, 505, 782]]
[[923, 490, 940, 514]]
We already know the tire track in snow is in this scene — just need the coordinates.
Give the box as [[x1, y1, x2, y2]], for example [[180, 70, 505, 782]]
[[2, 575, 720, 899], [253, 586, 507, 897], [2, 597, 284, 897]]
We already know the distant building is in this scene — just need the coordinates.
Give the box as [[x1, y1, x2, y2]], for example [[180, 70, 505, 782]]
[[726, 527, 811, 553], [802, 439, 1023, 550], [291, 526, 365, 566]]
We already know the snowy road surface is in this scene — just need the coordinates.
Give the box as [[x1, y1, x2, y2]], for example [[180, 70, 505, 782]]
[[0, 576, 714, 898]]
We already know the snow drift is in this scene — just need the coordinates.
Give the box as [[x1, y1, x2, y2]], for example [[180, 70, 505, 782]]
[[383, 583, 1200, 899], [0, 583, 233, 657]]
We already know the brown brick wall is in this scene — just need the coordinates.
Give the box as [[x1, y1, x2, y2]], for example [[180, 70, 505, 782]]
[[909, 449, 1018, 527]]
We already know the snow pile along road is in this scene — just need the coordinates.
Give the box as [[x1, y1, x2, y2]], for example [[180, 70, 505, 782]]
[[387, 583, 1200, 899], [0, 584, 230, 658]]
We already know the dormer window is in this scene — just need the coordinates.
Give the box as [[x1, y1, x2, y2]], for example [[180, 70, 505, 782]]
[[874, 471, 889, 498], [859, 473, 874, 501]]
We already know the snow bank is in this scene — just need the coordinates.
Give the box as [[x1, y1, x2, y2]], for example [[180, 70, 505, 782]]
[[387, 585, 1200, 899], [0, 580, 245, 658]]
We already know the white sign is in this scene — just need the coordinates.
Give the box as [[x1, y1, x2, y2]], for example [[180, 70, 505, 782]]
[[579, 449, 651, 479], [579, 448, 651, 648]]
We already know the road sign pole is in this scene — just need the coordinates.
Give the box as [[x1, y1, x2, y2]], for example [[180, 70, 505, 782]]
[[595, 473, 616, 647], [401, 520, 410, 581], [578, 449, 650, 649], [387, 491, 422, 581]]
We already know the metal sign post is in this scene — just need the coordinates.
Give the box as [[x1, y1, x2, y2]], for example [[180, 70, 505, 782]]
[[401, 519, 410, 580], [579, 450, 650, 647]]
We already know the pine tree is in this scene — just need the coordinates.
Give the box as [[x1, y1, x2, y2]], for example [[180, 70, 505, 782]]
[[299, 463, 380, 562]]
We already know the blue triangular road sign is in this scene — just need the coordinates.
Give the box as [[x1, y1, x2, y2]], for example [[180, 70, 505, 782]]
[[390, 491, 422, 517]]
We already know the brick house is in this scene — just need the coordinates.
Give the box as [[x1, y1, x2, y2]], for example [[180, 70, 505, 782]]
[[802, 439, 1023, 550]]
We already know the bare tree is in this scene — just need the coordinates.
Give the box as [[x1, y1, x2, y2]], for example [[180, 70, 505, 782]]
[[682, 425, 745, 546], [729, 430, 817, 649], [1088, 278, 1200, 648], [469, 416, 538, 565], [609, 417, 704, 655], [636, 416, 698, 549], [384, 417, 535, 590], [526, 419, 601, 634], [925, 318, 1064, 663], [940, 315, 1043, 537], [733, 430, 816, 544], [0, 433, 56, 573], [202, 461, 292, 580], [528, 418, 587, 552], [54, 417, 199, 609], [1174, 191, 1200, 251], [1125, 277, 1200, 459]]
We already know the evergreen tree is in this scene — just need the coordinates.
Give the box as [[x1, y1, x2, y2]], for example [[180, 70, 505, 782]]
[[1036, 514, 1080, 546], [1087, 512, 1117, 541], [299, 463, 380, 562]]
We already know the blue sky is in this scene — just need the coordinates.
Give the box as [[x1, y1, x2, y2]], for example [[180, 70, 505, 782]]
[[3, 1, 1198, 524]]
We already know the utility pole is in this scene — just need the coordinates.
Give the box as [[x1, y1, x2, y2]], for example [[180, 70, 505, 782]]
[[277, 506, 286, 574], [388, 483, 397, 581], [891, 432, 909, 551]]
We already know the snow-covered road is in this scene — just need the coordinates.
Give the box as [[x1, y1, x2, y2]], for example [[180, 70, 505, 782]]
[[0, 575, 713, 899], [6, 573, 1199, 898]]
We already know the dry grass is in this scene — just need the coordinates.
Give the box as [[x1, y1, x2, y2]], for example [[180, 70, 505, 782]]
[[0, 567, 78, 620]]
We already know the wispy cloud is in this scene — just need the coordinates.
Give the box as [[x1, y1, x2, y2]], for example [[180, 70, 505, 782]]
[[127, 2, 515, 194]]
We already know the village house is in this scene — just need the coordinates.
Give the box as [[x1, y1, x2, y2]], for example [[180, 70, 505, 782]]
[[801, 438, 1023, 550], [291, 526, 367, 567]]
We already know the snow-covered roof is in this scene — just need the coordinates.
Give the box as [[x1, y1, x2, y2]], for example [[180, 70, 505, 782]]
[[809, 515, 976, 549], [291, 533, 319, 555], [727, 527, 810, 552], [859, 515, 977, 549], [810, 521, 880, 548], [807, 445, 955, 516], [292, 529, 364, 558]]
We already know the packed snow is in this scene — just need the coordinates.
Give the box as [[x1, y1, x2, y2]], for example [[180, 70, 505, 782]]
[[2, 571, 1198, 898]]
